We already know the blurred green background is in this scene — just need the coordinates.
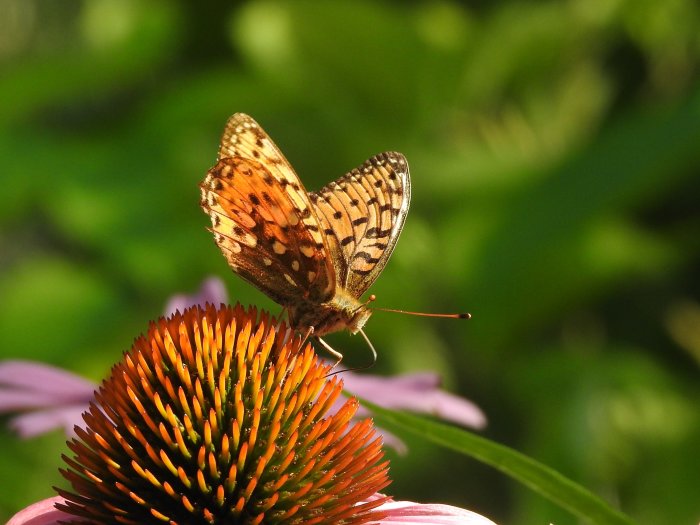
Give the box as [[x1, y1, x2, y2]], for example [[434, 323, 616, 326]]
[[1, 0, 699, 523]]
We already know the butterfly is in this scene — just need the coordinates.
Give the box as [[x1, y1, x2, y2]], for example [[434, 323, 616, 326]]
[[200, 113, 410, 356]]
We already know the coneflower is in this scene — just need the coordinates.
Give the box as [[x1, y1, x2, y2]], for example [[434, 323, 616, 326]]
[[57, 304, 390, 524]]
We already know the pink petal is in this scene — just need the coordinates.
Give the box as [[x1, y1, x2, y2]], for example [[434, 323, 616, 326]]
[[376, 499, 497, 524], [8, 404, 89, 438], [342, 371, 487, 429], [0, 388, 93, 411], [0, 361, 95, 402], [0, 361, 95, 438], [377, 372, 441, 389], [164, 277, 228, 315], [6, 497, 72, 525]]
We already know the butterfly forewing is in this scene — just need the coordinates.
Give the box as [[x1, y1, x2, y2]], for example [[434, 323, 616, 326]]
[[201, 118, 336, 305], [219, 113, 284, 161], [310, 152, 410, 296], [217, 113, 330, 253]]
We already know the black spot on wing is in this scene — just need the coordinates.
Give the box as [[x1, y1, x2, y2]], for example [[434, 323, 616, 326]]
[[366, 227, 392, 239], [353, 251, 380, 264]]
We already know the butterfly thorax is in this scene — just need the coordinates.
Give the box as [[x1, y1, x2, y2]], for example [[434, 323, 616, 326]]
[[287, 290, 372, 336]]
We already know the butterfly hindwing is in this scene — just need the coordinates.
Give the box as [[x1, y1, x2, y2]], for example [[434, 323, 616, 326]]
[[310, 152, 411, 297]]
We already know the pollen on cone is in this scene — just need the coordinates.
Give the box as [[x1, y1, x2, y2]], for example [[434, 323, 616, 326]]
[[58, 304, 390, 524]]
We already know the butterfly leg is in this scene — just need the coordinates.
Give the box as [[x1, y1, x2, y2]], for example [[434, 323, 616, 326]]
[[281, 306, 291, 323], [317, 337, 344, 369], [275, 307, 288, 332], [300, 325, 315, 347]]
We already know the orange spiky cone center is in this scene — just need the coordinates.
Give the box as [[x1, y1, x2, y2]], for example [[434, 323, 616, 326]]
[[58, 304, 390, 524]]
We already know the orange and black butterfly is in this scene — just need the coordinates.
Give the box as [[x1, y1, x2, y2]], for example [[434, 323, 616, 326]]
[[200, 114, 411, 356]]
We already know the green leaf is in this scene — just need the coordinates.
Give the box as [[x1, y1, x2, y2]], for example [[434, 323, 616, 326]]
[[362, 400, 637, 525]]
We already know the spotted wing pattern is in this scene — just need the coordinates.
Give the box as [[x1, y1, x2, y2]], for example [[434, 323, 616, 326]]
[[309, 152, 410, 297], [200, 114, 336, 305]]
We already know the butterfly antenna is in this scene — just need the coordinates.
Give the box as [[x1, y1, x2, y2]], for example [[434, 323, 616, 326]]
[[372, 306, 472, 319], [352, 294, 377, 315]]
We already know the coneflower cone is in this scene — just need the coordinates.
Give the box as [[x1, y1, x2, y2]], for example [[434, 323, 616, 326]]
[[57, 304, 390, 524]]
